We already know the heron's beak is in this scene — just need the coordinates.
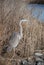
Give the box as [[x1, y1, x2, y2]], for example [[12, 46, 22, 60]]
[[22, 20, 29, 27]]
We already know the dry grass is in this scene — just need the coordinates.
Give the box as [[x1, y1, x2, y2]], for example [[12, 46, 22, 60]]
[[0, 0, 44, 65]]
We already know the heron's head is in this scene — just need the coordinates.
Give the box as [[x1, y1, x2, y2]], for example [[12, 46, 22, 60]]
[[20, 19, 29, 27]]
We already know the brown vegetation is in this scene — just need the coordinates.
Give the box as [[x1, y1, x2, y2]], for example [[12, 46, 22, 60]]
[[0, 0, 44, 65]]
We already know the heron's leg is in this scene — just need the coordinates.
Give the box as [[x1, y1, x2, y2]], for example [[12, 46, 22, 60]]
[[6, 49, 15, 61], [12, 49, 15, 59]]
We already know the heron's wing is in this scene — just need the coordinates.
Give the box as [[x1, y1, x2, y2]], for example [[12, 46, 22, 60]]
[[9, 32, 17, 41], [9, 32, 20, 48], [7, 46, 12, 52]]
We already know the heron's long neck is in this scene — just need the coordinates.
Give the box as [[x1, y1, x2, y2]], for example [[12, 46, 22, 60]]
[[19, 19, 28, 38], [19, 22, 23, 38]]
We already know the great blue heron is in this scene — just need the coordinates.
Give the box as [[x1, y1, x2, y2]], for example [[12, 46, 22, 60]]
[[7, 19, 28, 51], [1, 19, 28, 59]]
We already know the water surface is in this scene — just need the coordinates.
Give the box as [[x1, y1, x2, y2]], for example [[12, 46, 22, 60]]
[[27, 4, 44, 22]]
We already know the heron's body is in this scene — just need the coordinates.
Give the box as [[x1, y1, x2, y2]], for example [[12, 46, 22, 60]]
[[6, 32, 19, 52], [9, 32, 20, 48]]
